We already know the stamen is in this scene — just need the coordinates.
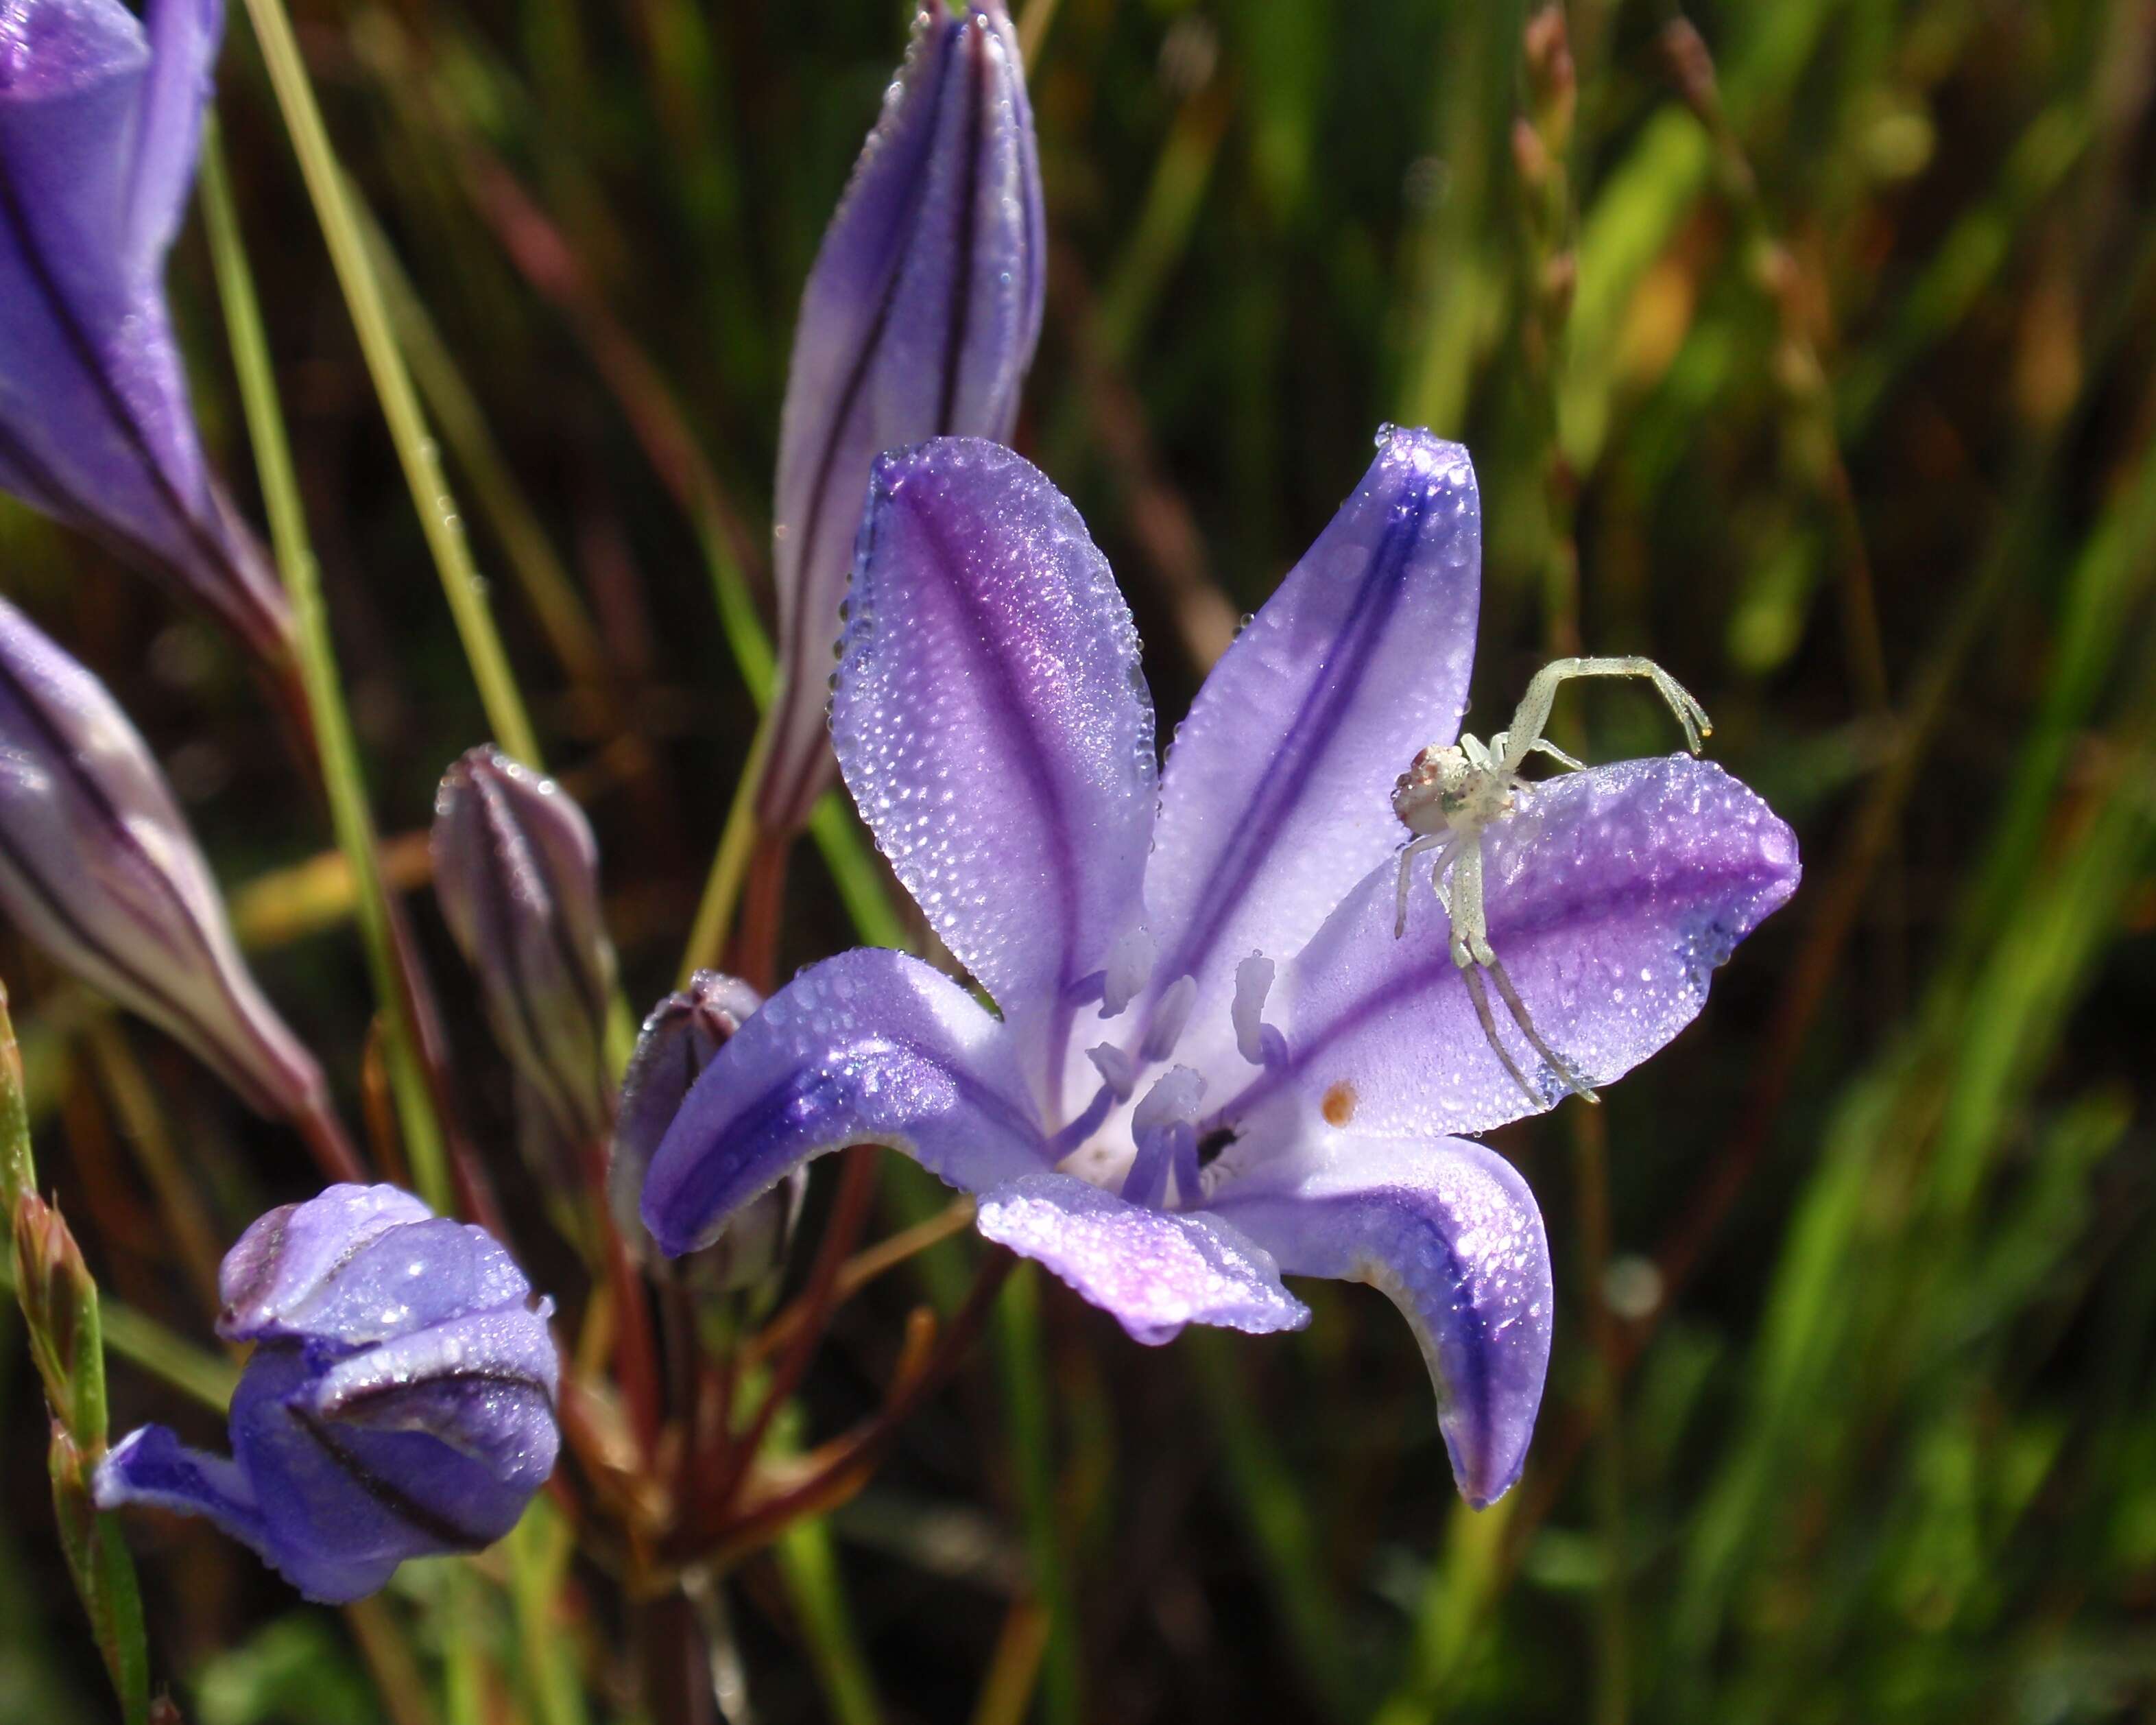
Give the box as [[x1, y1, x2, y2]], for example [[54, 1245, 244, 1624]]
[[1087, 1042, 1138, 1102], [1125, 1067, 1206, 1209], [1460, 965, 1543, 1109], [1140, 975, 1197, 1063], [1101, 924, 1155, 1018], [1231, 953, 1275, 1066], [1048, 1082, 1117, 1159], [1483, 956, 1600, 1104]]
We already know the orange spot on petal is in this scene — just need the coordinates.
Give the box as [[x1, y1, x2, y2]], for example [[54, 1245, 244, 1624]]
[[1321, 1082, 1357, 1128]]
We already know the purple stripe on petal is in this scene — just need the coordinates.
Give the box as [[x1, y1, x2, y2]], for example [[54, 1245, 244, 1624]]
[[643, 947, 1051, 1257], [1267, 755, 1799, 1141], [830, 441, 1155, 1099], [1208, 1136, 1551, 1507], [1140, 429, 1480, 1071], [123, 0, 221, 267], [974, 1171, 1310, 1345]]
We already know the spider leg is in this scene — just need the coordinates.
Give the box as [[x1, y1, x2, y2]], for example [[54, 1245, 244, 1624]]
[[1484, 955, 1600, 1104], [1461, 964, 1544, 1108], [1393, 833, 1446, 938], [1522, 737, 1588, 773], [1500, 656, 1714, 774]]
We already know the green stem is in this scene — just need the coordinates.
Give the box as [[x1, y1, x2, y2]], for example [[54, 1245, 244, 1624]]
[[993, 1267, 1081, 1725], [199, 126, 451, 1213], [235, 0, 543, 768]]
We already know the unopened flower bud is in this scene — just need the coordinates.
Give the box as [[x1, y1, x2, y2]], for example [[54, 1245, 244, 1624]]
[[96, 1184, 560, 1603], [759, 0, 1045, 835], [0, 597, 331, 1125], [431, 748, 617, 1161], [610, 972, 802, 1287], [0, 0, 294, 664]]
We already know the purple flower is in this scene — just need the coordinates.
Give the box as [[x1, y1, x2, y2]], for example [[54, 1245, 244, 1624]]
[[645, 432, 1799, 1507], [758, 0, 1045, 836], [431, 747, 618, 1164], [0, 593, 331, 1125], [95, 1184, 560, 1603], [0, 0, 292, 664], [608, 971, 804, 1286]]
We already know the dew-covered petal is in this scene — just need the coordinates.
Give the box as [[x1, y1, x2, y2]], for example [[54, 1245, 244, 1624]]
[[1206, 1135, 1551, 1507], [831, 440, 1155, 1093], [974, 1171, 1309, 1345], [94, 1424, 269, 1558], [218, 1183, 434, 1339], [643, 947, 1051, 1258], [1277, 756, 1799, 1139], [308, 1304, 560, 1480], [1135, 429, 1479, 1068], [222, 1198, 535, 1351], [760, 0, 1044, 833], [228, 1348, 535, 1603]]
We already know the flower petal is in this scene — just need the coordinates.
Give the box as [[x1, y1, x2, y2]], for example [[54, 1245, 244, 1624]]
[[1275, 756, 1799, 1139], [125, 0, 221, 267], [308, 1305, 560, 1481], [94, 1424, 270, 1558], [643, 947, 1051, 1257], [1137, 429, 1480, 1069], [0, 596, 320, 1123], [0, 0, 288, 662], [1207, 1135, 1551, 1507], [974, 1171, 1309, 1345], [218, 1183, 435, 1339], [831, 440, 1155, 1095], [229, 1348, 531, 1602], [224, 1212, 536, 1350], [760, 0, 1044, 833]]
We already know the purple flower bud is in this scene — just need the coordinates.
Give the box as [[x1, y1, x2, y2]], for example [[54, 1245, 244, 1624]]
[[610, 971, 802, 1287], [96, 1184, 560, 1603], [0, 0, 294, 665], [431, 748, 618, 1161], [0, 595, 330, 1123], [758, 0, 1045, 835]]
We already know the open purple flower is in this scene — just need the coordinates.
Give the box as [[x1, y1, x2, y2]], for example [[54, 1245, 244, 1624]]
[[96, 1184, 560, 1603], [0, 0, 292, 664], [758, 0, 1044, 835], [645, 431, 1798, 1506]]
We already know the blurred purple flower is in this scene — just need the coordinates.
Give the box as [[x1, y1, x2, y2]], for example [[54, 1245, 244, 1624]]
[[0, 0, 292, 664], [0, 593, 331, 1124], [432, 747, 617, 1167], [645, 432, 1799, 1508], [608, 970, 804, 1286], [758, 0, 1044, 836], [96, 1183, 560, 1602]]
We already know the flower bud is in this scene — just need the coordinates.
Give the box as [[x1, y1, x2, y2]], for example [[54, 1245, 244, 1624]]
[[0, 0, 294, 665], [758, 0, 1044, 835], [95, 1183, 560, 1603], [610, 972, 802, 1286], [0, 597, 331, 1124], [431, 748, 618, 1161]]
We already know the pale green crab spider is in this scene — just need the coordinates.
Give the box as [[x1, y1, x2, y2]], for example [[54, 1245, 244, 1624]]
[[1391, 656, 1713, 1108]]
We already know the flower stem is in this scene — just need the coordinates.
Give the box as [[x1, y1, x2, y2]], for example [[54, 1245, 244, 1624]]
[[234, 0, 543, 768], [993, 1266, 1082, 1725], [198, 125, 451, 1213]]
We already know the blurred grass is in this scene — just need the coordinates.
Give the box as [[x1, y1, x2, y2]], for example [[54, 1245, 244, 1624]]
[[3, 0, 2154, 1721]]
